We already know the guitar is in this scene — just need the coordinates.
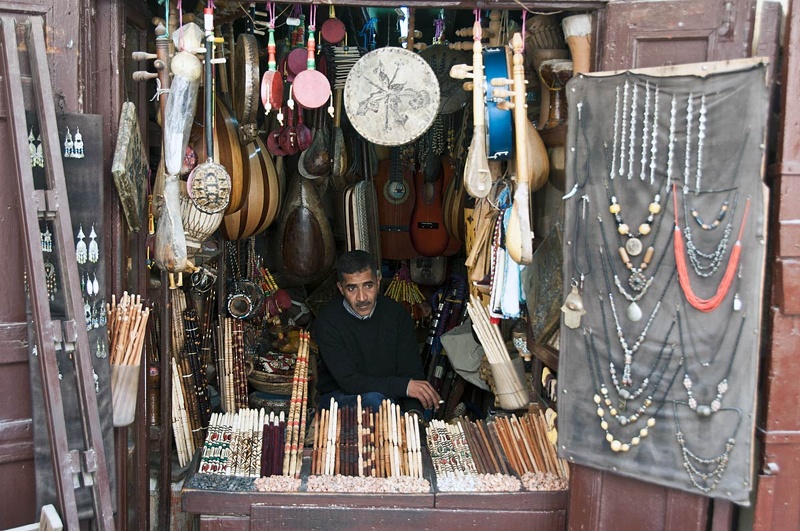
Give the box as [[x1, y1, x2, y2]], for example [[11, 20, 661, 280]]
[[376, 147, 417, 260], [410, 155, 450, 257]]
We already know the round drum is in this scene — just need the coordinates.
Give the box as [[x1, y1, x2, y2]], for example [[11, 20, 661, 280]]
[[344, 47, 440, 146], [179, 180, 224, 258]]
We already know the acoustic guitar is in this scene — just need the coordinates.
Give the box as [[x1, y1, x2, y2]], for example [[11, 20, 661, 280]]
[[410, 155, 450, 257], [376, 147, 417, 260]]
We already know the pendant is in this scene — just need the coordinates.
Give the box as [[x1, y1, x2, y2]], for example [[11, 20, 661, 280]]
[[628, 270, 647, 292], [561, 284, 586, 330], [626, 301, 643, 322], [733, 293, 742, 312], [625, 237, 643, 257]]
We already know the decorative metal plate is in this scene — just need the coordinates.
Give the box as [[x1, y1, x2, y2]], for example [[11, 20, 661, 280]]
[[187, 160, 232, 214], [344, 47, 440, 146]]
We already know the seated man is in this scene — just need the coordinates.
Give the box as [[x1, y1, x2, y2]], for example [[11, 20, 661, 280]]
[[312, 250, 441, 414]]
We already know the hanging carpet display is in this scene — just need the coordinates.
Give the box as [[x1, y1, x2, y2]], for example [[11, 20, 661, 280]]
[[558, 58, 769, 505]]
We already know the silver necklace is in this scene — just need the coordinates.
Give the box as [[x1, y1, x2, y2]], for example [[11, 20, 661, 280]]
[[681, 189, 739, 278], [673, 401, 741, 493]]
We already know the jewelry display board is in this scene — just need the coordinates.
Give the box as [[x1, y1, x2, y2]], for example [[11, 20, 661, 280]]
[[558, 58, 769, 505], [26, 112, 116, 516]]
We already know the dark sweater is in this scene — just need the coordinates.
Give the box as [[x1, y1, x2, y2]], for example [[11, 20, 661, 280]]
[[312, 294, 424, 399]]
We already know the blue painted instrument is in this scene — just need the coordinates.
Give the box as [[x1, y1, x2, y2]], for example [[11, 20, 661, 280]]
[[483, 46, 513, 161]]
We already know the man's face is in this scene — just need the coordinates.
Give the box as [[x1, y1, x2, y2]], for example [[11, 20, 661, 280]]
[[337, 268, 380, 317]]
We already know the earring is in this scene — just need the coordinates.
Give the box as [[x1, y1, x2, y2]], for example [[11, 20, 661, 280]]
[[96, 339, 107, 359], [84, 297, 92, 327], [29, 129, 36, 167], [93, 368, 99, 393], [44, 262, 58, 301], [72, 128, 84, 159], [63, 128, 74, 158], [98, 300, 107, 327], [41, 223, 52, 253], [35, 135, 44, 168], [88, 225, 99, 263], [92, 272, 99, 297], [76, 225, 87, 264]]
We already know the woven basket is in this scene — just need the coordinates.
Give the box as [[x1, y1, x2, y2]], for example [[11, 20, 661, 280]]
[[248, 370, 294, 394]]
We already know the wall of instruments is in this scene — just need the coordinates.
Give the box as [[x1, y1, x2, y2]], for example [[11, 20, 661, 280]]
[[125, 0, 595, 508]]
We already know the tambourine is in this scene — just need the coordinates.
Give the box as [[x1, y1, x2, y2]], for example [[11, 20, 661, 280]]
[[233, 33, 260, 141], [419, 44, 469, 115], [344, 47, 440, 146], [227, 279, 265, 319], [186, 159, 232, 214]]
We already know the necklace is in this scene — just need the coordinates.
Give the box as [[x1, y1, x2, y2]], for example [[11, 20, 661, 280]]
[[585, 328, 673, 425], [598, 204, 673, 322], [678, 310, 746, 417], [598, 299, 677, 411], [673, 182, 752, 312], [688, 192, 732, 231], [672, 401, 741, 493], [599, 246, 675, 386], [682, 191, 740, 278], [582, 327, 682, 453]]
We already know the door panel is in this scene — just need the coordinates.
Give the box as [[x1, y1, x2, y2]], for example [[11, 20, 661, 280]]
[[601, 0, 755, 70]]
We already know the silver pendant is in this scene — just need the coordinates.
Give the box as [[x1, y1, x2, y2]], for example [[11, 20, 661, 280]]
[[626, 301, 643, 322], [625, 237, 643, 257], [629, 270, 647, 292], [561, 284, 586, 329]]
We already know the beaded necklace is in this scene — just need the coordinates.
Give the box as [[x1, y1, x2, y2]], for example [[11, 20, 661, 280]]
[[597, 204, 673, 322], [682, 191, 740, 278], [672, 400, 741, 493], [688, 192, 733, 231], [673, 182, 751, 312], [599, 246, 676, 386], [582, 327, 682, 453], [604, 86, 666, 258], [597, 298, 677, 412], [678, 309, 746, 417]]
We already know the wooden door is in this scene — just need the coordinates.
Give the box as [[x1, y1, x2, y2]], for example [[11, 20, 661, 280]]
[[569, 0, 757, 529]]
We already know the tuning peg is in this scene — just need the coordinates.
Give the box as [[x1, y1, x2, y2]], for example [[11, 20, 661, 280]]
[[492, 88, 514, 99], [449, 63, 473, 80], [496, 100, 515, 111], [412, 43, 427, 51], [455, 27, 494, 39], [448, 42, 474, 51], [490, 77, 514, 87], [133, 51, 157, 61], [462, 81, 474, 92], [132, 71, 159, 82]]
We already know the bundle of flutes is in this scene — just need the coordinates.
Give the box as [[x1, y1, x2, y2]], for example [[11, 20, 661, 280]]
[[107, 292, 151, 367], [467, 294, 529, 410], [171, 357, 195, 467], [486, 412, 568, 478], [311, 398, 423, 479], [282, 330, 310, 478], [198, 409, 268, 477], [219, 318, 248, 412], [426, 419, 477, 476], [259, 411, 286, 477], [183, 308, 212, 427]]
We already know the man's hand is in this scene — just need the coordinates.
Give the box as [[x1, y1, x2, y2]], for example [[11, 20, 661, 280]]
[[407, 380, 442, 410]]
